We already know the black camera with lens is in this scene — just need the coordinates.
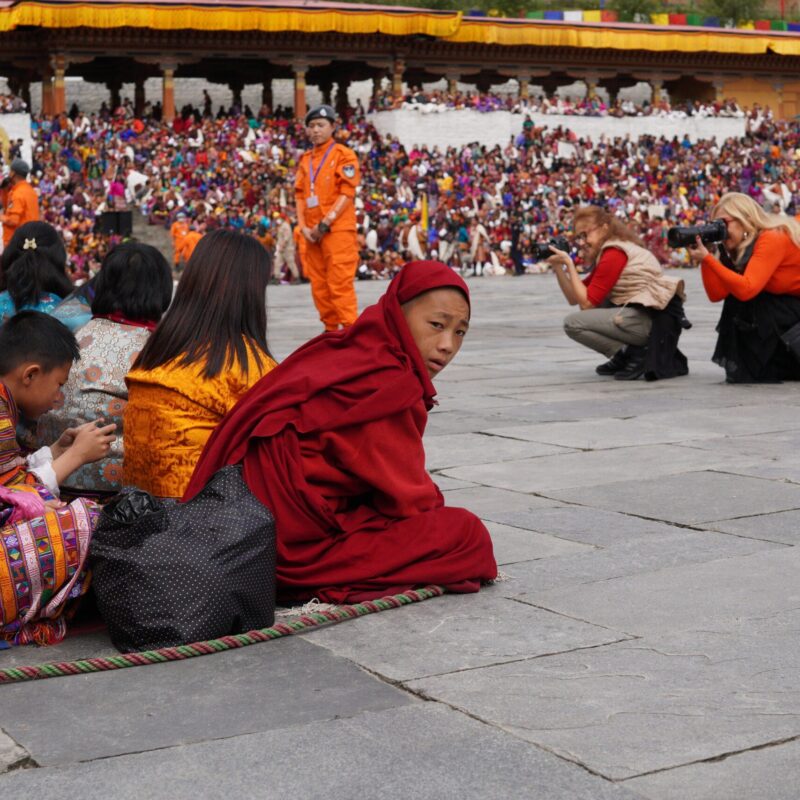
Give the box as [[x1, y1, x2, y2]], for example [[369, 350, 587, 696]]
[[667, 219, 727, 249], [533, 235, 570, 260]]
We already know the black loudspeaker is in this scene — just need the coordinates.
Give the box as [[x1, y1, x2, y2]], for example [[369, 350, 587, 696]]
[[97, 211, 133, 236]]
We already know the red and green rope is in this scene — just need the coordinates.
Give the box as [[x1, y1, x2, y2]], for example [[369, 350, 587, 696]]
[[0, 585, 445, 685]]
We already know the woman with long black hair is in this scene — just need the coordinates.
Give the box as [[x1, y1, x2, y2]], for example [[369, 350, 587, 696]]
[[0, 221, 74, 323], [123, 229, 276, 498]]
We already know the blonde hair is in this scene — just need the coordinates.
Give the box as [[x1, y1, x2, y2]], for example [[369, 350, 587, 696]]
[[572, 206, 644, 264], [712, 192, 800, 260]]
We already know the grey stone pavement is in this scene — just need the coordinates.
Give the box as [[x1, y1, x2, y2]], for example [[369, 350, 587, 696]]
[[2, 269, 800, 799]]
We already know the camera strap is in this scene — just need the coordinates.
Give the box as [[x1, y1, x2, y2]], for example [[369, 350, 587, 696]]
[[721, 236, 757, 275]]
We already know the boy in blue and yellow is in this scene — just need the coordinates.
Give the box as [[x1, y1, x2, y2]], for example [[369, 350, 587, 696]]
[[0, 311, 116, 505]]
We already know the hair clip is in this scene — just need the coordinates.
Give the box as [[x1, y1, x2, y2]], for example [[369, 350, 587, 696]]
[[22, 238, 37, 251]]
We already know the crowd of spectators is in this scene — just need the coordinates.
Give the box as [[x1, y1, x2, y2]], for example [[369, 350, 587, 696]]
[[373, 86, 754, 121], [1, 95, 798, 280], [0, 92, 26, 113]]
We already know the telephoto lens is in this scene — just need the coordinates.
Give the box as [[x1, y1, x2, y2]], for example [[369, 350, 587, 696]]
[[667, 219, 727, 248], [533, 235, 570, 260]]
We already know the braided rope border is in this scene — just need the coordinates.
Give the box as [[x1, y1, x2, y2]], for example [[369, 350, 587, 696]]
[[0, 585, 445, 685]]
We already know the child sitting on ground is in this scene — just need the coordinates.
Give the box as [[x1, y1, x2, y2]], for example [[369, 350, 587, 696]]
[[0, 311, 117, 646], [0, 311, 117, 507]]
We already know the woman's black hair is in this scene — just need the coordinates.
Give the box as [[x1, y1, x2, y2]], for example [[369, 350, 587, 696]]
[[91, 242, 173, 321], [133, 230, 272, 380], [0, 221, 73, 311]]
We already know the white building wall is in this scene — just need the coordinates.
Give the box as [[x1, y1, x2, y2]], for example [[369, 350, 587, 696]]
[[0, 113, 33, 166], [368, 109, 746, 150]]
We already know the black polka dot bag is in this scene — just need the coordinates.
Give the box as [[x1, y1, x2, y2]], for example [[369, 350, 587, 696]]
[[90, 465, 277, 653]]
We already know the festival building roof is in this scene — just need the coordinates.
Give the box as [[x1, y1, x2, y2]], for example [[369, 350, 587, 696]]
[[1, 0, 800, 56]]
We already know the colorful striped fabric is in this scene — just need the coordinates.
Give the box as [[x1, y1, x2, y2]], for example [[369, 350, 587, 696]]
[[0, 498, 97, 645]]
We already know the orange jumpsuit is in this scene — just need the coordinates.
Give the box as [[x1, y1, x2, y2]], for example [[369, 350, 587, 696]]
[[176, 230, 203, 264], [170, 219, 190, 265], [295, 140, 360, 330], [1, 180, 40, 248]]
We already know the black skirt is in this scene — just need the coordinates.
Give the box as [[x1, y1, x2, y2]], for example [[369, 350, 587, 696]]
[[713, 292, 800, 383]]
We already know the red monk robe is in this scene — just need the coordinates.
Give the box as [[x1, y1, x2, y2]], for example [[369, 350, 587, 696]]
[[184, 261, 497, 603]]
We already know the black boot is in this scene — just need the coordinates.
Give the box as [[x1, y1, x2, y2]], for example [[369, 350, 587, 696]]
[[596, 348, 630, 376], [614, 345, 647, 380]]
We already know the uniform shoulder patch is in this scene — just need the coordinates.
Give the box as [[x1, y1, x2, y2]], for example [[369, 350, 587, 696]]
[[343, 164, 356, 178]]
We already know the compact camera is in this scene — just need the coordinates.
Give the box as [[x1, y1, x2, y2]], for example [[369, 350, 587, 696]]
[[533, 235, 570, 260]]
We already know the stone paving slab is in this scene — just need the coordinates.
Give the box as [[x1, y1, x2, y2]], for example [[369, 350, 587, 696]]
[[0, 705, 646, 800], [502, 528, 780, 596], [0, 631, 116, 668], [678, 429, 800, 459], [487, 506, 700, 546], [442, 444, 761, 493], [480, 404, 800, 451], [524, 545, 799, 636], [2, 271, 798, 797], [0, 637, 411, 766], [424, 432, 571, 470], [720, 456, 800, 485], [306, 589, 626, 682], [486, 521, 594, 565], [428, 473, 477, 491], [0, 729, 28, 773], [545, 470, 800, 525], [701, 508, 800, 545], [441, 485, 564, 517], [408, 615, 800, 781], [624, 739, 800, 800]]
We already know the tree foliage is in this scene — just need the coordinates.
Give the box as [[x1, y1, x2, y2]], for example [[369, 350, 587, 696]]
[[609, 0, 658, 22], [701, 0, 765, 23]]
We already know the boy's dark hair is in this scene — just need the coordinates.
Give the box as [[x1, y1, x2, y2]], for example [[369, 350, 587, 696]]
[[134, 229, 272, 380], [91, 242, 173, 321], [0, 311, 80, 375], [0, 221, 73, 310]]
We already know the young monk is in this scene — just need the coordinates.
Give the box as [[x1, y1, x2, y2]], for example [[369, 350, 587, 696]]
[[184, 260, 497, 603]]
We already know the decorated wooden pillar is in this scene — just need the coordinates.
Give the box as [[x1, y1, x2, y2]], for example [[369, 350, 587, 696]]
[[444, 71, 460, 95], [318, 78, 334, 106], [335, 77, 351, 119], [651, 78, 664, 105], [229, 78, 244, 110], [392, 56, 405, 104], [40, 73, 54, 116], [293, 62, 307, 120], [108, 79, 122, 111], [261, 79, 273, 109], [713, 77, 725, 102], [371, 74, 383, 104], [52, 54, 66, 116], [773, 81, 784, 120], [517, 73, 531, 99], [161, 64, 176, 123], [134, 77, 146, 117], [584, 72, 599, 100], [475, 76, 492, 94]]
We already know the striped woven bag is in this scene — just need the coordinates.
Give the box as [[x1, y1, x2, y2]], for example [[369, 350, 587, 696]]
[[0, 498, 98, 646]]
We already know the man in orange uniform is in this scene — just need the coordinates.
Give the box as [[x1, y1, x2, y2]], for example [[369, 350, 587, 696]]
[[170, 211, 190, 268], [295, 105, 361, 330], [1, 160, 40, 249], [176, 224, 204, 264]]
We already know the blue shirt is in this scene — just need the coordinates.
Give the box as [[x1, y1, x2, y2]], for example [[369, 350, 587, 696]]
[[0, 291, 63, 325]]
